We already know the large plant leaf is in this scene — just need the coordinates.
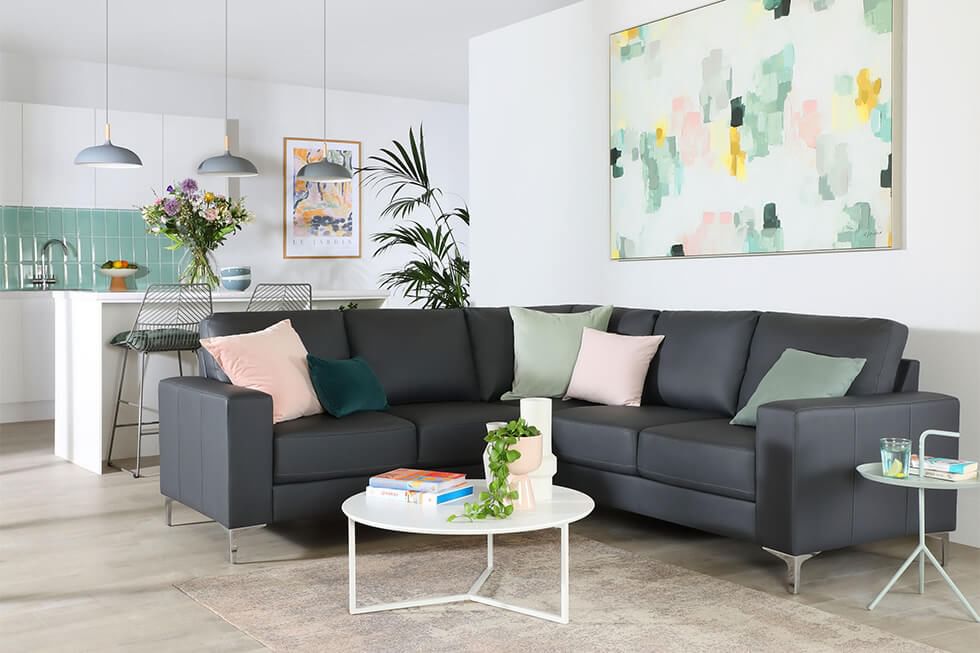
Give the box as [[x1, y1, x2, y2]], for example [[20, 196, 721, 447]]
[[362, 124, 470, 308]]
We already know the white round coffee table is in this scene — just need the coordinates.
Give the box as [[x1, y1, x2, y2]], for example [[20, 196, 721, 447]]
[[341, 482, 594, 624], [857, 429, 980, 623]]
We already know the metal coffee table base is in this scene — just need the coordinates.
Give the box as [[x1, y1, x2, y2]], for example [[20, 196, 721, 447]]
[[347, 519, 571, 624]]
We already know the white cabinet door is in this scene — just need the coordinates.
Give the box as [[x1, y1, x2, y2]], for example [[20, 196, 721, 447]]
[[19, 294, 55, 403], [162, 114, 228, 197], [0, 101, 23, 205], [94, 110, 164, 209], [0, 297, 26, 406], [22, 103, 95, 208]]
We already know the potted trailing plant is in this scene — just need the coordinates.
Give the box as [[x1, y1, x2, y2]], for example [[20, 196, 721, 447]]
[[359, 125, 470, 308], [448, 419, 541, 522], [140, 178, 253, 288]]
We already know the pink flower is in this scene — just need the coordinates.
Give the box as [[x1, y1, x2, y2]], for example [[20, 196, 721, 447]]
[[204, 207, 220, 222]]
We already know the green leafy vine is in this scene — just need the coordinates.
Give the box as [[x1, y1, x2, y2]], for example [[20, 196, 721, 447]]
[[448, 419, 540, 522]]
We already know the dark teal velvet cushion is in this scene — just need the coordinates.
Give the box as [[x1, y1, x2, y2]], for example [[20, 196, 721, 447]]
[[306, 355, 388, 418]]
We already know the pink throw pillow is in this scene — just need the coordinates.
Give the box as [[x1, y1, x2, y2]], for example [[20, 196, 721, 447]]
[[564, 328, 664, 406], [200, 319, 322, 423]]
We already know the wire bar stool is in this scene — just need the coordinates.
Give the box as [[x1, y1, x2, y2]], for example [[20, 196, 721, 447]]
[[246, 283, 313, 312], [107, 284, 213, 477]]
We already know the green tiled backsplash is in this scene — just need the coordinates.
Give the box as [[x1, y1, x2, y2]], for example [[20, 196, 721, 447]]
[[0, 206, 183, 290]]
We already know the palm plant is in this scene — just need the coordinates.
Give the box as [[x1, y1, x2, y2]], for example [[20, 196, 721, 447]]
[[359, 125, 470, 308]]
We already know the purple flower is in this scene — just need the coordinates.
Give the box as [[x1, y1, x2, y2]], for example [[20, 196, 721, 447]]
[[163, 197, 180, 217], [180, 178, 198, 194], [166, 184, 174, 193]]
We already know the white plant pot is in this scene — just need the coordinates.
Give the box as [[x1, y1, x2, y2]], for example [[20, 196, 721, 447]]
[[521, 398, 556, 501]]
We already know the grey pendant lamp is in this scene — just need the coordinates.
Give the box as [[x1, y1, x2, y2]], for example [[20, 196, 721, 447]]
[[295, 0, 352, 184], [74, 0, 142, 169], [197, 0, 258, 177]]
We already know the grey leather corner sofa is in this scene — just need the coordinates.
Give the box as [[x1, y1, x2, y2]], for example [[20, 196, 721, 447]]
[[158, 306, 959, 591]]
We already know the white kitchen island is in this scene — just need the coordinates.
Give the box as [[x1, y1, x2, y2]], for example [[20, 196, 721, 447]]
[[52, 289, 388, 474]]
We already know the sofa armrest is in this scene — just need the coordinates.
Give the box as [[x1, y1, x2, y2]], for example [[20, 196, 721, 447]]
[[755, 392, 959, 555], [159, 377, 274, 529]]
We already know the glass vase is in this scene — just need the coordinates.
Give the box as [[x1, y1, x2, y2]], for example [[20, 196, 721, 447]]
[[180, 248, 219, 289]]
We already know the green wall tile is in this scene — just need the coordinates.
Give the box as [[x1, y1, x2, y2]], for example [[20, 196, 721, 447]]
[[77, 209, 92, 236], [48, 208, 63, 234], [33, 208, 48, 234], [2, 207, 17, 233], [63, 208, 77, 233], [92, 210, 106, 236], [17, 207, 33, 233]]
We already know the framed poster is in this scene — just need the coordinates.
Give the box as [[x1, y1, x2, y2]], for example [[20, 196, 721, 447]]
[[610, 0, 898, 260], [282, 137, 362, 259]]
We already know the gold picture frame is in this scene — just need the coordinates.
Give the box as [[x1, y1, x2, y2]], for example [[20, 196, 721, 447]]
[[282, 136, 363, 259]]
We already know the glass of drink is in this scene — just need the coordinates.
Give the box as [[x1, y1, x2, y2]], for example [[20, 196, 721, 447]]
[[880, 438, 912, 479]]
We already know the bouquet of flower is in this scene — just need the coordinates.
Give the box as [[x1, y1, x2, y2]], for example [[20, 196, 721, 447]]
[[140, 178, 252, 288]]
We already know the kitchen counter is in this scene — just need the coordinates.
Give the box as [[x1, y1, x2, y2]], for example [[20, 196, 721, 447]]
[[50, 288, 389, 474]]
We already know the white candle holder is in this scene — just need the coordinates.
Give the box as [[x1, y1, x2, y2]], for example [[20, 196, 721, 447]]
[[520, 398, 556, 501]]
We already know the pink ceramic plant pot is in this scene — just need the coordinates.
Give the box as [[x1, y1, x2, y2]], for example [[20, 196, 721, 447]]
[[508, 435, 543, 511]]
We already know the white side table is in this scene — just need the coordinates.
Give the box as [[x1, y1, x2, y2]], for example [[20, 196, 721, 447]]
[[856, 429, 980, 622], [342, 482, 595, 624]]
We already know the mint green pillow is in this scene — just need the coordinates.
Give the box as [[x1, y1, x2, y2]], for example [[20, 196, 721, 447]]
[[307, 355, 388, 418], [731, 348, 866, 427], [502, 305, 614, 399]]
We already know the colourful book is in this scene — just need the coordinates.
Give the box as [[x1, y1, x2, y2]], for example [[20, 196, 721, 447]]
[[366, 484, 474, 505], [910, 455, 978, 475], [369, 468, 467, 493], [911, 469, 978, 482]]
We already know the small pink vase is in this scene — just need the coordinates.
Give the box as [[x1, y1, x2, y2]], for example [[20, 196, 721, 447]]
[[508, 435, 543, 511]]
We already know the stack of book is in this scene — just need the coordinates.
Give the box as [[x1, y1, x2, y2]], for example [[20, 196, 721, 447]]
[[366, 468, 474, 505], [910, 455, 978, 482]]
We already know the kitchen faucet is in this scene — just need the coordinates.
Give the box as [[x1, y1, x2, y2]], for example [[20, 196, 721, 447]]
[[30, 238, 72, 288]]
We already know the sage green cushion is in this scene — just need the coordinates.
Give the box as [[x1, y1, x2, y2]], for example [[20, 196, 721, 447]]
[[731, 348, 867, 427], [307, 355, 388, 418], [502, 305, 613, 399], [110, 328, 200, 352]]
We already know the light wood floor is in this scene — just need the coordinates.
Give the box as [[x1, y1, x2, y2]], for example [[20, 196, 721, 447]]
[[2, 420, 979, 652]]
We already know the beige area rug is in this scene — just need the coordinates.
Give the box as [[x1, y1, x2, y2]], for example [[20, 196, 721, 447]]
[[177, 532, 936, 653]]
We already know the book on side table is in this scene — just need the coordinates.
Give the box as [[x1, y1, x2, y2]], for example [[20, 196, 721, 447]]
[[367, 468, 473, 505], [910, 455, 979, 481]]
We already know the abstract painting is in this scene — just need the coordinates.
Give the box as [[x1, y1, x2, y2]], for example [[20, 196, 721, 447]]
[[610, 0, 896, 259], [282, 137, 362, 259]]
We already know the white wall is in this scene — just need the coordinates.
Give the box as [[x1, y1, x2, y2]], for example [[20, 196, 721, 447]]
[[0, 51, 469, 305], [470, 0, 980, 547]]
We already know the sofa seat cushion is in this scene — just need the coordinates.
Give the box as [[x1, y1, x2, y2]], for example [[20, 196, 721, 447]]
[[274, 412, 416, 484], [553, 406, 719, 475], [386, 402, 520, 467], [637, 419, 756, 501]]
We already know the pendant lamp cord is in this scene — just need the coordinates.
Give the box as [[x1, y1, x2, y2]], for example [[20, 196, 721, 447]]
[[322, 0, 327, 140], [225, 0, 229, 147], [105, 0, 109, 134]]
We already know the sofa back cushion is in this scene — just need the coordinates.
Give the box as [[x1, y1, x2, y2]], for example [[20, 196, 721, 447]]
[[738, 312, 908, 410], [465, 306, 656, 402], [198, 310, 349, 383], [645, 310, 759, 415], [344, 308, 480, 404]]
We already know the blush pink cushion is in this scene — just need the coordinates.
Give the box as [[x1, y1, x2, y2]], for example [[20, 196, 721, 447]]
[[564, 328, 665, 407], [200, 319, 322, 423]]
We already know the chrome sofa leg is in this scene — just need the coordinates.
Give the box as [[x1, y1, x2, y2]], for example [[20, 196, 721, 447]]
[[163, 498, 215, 527], [226, 525, 267, 564], [763, 547, 821, 594], [927, 532, 950, 567]]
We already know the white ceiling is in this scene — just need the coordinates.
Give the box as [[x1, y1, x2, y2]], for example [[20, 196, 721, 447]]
[[0, 0, 579, 104]]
